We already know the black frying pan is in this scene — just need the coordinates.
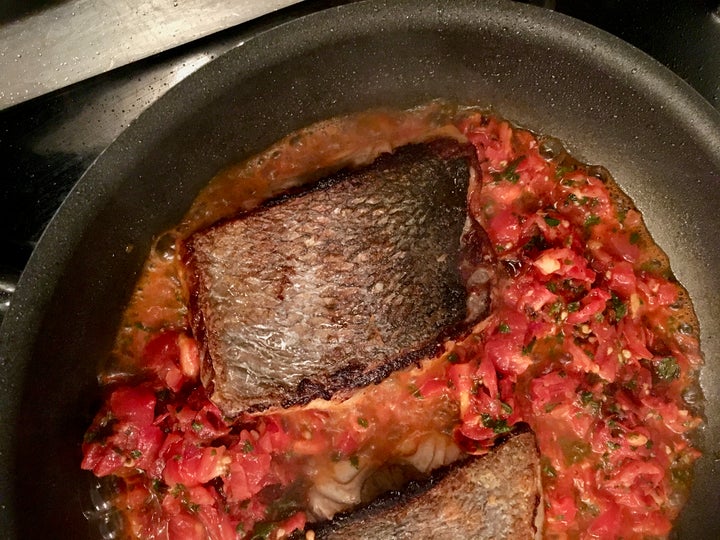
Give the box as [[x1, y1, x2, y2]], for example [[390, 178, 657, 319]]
[[1, 0, 719, 537]]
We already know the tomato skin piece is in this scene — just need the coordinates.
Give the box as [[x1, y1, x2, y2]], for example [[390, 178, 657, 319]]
[[144, 330, 184, 389], [546, 494, 577, 530], [566, 288, 611, 325], [333, 429, 361, 457], [488, 208, 521, 247], [82, 386, 165, 477], [533, 247, 595, 284], [277, 512, 307, 538], [586, 502, 622, 539], [163, 443, 227, 488], [144, 331, 200, 392], [607, 260, 637, 297], [447, 361, 474, 399], [618, 318, 653, 361], [81, 440, 126, 477], [196, 502, 238, 540], [418, 377, 451, 399], [110, 386, 157, 426], [483, 311, 530, 376], [608, 231, 641, 264], [256, 417, 292, 454], [224, 447, 273, 504], [168, 512, 207, 540], [474, 353, 498, 398]]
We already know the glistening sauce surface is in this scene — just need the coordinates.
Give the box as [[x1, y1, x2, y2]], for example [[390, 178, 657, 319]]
[[82, 103, 702, 539]]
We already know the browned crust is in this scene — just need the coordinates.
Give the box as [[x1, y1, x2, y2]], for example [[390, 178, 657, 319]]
[[180, 140, 484, 416], [309, 432, 541, 540]]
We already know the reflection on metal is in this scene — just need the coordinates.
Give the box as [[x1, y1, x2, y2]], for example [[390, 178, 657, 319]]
[[0, 0, 303, 110], [33, 42, 236, 155], [0, 275, 17, 324]]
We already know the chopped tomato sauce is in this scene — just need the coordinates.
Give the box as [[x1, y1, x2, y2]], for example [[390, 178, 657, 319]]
[[457, 113, 702, 539], [82, 108, 702, 539]]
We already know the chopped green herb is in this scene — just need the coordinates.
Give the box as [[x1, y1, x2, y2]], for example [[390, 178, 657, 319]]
[[579, 390, 594, 406], [446, 351, 460, 364], [546, 281, 558, 293], [191, 420, 203, 432], [607, 441, 621, 451], [242, 440, 254, 454], [357, 417, 369, 428], [151, 478, 166, 493], [544, 402, 559, 413], [549, 300, 563, 317], [609, 293, 627, 320], [543, 463, 557, 478], [132, 321, 151, 332], [562, 439, 591, 464], [655, 356, 680, 382], [544, 215, 561, 227], [498, 322, 511, 334], [409, 384, 423, 399], [522, 337, 537, 355], [523, 233, 550, 253], [670, 463, 693, 486], [480, 413, 513, 434], [556, 164, 575, 179], [501, 401, 513, 415], [567, 301, 580, 313], [623, 377, 638, 391], [629, 231, 641, 245], [186, 501, 200, 514], [584, 214, 601, 228], [579, 500, 601, 517], [129, 449, 142, 460], [492, 155, 525, 183], [250, 521, 276, 540]]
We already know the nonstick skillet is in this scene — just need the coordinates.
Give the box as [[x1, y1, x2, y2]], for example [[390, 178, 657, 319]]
[[1, 0, 719, 537]]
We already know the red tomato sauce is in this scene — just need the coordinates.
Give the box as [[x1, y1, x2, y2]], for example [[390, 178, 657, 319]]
[[81, 106, 702, 539], [457, 113, 702, 538]]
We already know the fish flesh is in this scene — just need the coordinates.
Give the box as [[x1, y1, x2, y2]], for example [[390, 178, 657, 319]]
[[182, 140, 487, 416], [310, 433, 541, 540]]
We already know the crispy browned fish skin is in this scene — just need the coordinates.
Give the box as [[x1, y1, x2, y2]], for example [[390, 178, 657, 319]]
[[309, 433, 540, 540], [183, 141, 482, 416]]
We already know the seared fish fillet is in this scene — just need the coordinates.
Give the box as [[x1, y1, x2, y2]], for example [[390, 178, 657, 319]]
[[310, 433, 541, 540], [183, 140, 481, 416]]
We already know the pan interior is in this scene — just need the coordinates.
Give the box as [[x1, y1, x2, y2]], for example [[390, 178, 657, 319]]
[[1, 0, 719, 537]]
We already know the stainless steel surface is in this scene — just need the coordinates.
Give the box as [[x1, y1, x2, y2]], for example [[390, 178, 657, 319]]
[[0, 0, 303, 110]]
